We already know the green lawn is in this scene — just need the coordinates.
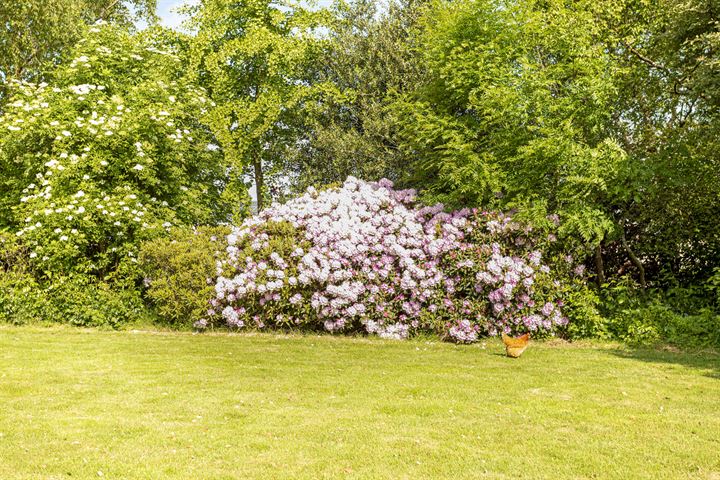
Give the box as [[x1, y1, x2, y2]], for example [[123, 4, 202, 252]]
[[1, 327, 719, 479]]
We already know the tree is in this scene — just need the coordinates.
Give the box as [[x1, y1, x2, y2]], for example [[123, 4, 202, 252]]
[[0, 0, 156, 108], [0, 23, 232, 280], [390, 0, 719, 288], [595, 0, 720, 284], [284, 0, 425, 193], [394, 0, 626, 245], [188, 0, 326, 210]]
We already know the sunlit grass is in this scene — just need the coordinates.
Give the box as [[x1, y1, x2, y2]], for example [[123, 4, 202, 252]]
[[1, 326, 719, 479]]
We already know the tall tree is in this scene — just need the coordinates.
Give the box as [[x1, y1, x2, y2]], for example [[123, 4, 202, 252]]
[[188, 0, 325, 211], [595, 0, 720, 283], [395, 0, 625, 244], [285, 0, 425, 192], [390, 0, 720, 287]]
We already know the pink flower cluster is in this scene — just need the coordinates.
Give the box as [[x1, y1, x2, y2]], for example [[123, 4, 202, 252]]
[[209, 177, 573, 341], [447, 319, 480, 343]]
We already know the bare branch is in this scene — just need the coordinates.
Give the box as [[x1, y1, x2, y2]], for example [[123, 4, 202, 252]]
[[623, 42, 670, 75]]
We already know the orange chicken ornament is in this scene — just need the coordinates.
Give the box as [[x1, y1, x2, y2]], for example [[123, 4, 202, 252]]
[[502, 333, 530, 358]]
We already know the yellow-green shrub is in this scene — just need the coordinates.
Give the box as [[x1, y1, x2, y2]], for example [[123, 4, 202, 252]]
[[140, 226, 230, 327]]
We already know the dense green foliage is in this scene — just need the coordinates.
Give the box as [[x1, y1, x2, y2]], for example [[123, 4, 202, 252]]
[[0, 0, 155, 107], [187, 0, 326, 210], [140, 226, 230, 327], [286, 0, 423, 191], [0, 231, 147, 327], [396, 1, 624, 238], [0, 0, 717, 347], [599, 0, 720, 286]]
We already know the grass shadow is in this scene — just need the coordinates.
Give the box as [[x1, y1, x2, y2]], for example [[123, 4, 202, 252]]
[[607, 346, 720, 379]]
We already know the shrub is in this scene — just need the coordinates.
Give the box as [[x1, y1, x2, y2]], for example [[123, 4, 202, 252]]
[[0, 270, 49, 325], [706, 268, 720, 309], [602, 282, 720, 348], [0, 24, 234, 284], [561, 284, 608, 339], [209, 177, 586, 341], [611, 302, 720, 349], [1, 231, 47, 324], [661, 310, 720, 349], [140, 226, 230, 327], [44, 276, 147, 328], [1, 230, 148, 327], [0, 267, 146, 328]]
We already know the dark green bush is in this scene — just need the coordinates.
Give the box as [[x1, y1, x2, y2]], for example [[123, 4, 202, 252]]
[[562, 284, 608, 339], [139, 226, 230, 328], [0, 275, 147, 329], [599, 280, 720, 349], [1, 232, 45, 324], [706, 268, 720, 309], [2, 231, 149, 327], [0, 270, 49, 325], [46, 276, 148, 328], [0, 272, 148, 328], [610, 302, 720, 349]]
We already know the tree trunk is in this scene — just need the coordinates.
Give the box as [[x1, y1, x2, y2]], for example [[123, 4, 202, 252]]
[[594, 243, 606, 288], [253, 156, 264, 212], [621, 228, 647, 290]]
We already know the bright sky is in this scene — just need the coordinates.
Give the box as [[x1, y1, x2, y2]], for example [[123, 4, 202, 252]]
[[155, 0, 195, 30]]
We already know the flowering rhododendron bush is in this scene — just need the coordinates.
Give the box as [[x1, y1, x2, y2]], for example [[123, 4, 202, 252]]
[[209, 177, 585, 341]]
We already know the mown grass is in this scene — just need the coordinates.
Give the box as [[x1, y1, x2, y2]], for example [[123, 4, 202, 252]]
[[1, 326, 719, 479]]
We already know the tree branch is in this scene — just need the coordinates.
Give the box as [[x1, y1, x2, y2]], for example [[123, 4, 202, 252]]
[[594, 243, 606, 288], [623, 42, 671, 75], [97, 0, 121, 22], [621, 226, 647, 290]]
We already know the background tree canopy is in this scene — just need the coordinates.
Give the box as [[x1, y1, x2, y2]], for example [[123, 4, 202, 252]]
[[187, 0, 327, 210], [286, 0, 720, 292], [0, 0, 718, 334]]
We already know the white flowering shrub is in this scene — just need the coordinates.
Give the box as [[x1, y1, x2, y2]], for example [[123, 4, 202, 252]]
[[209, 177, 586, 341], [0, 23, 232, 282]]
